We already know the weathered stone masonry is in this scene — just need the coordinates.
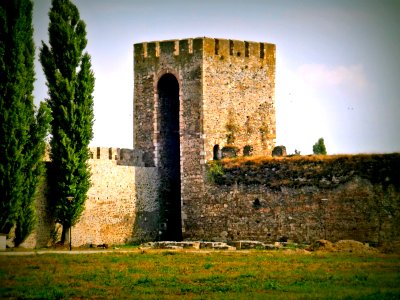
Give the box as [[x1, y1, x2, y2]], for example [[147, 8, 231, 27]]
[[21, 147, 159, 248], [133, 37, 276, 240], [24, 37, 278, 246], [186, 154, 400, 244], [18, 37, 400, 248]]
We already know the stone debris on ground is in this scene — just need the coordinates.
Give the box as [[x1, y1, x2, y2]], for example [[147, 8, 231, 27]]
[[306, 239, 378, 253], [2, 239, 386, 253], [233, 240, 279, 250], [140, 239, 384, 253], [140, 240, 304, 251], [140, 241, 236, 251]]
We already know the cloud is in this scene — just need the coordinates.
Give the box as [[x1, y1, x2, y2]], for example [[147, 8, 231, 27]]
[[297, 64, 367, 88]]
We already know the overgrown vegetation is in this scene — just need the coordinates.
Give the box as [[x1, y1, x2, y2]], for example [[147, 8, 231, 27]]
[[206, 161, 225, 184], [0, 0, 51, 245], [206, 153, 400, 189], [1, 251, 399, 299], [40, 0, 95, 244]]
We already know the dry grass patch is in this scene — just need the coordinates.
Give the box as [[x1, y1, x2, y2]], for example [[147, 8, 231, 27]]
[[207, 153, 400, 189]]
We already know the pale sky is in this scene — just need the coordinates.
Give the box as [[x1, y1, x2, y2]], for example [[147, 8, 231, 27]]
[[32, 0, 400, 154]]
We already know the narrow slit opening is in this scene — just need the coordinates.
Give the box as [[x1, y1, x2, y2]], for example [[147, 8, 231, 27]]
[[215, 39, 219, 55]]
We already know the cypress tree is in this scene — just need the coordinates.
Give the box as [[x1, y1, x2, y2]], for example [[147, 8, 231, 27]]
[[40, 0, 95, 243], [0, 0, 50, 241], [14, 102, 52, 246]]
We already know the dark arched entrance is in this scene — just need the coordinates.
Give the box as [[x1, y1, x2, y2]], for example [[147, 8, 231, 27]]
[[157, 73, 182, 241]]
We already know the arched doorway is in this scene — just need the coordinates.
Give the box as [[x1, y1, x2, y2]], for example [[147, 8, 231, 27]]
[[213, 144, 220, 160], [157, 73, 182, 241]]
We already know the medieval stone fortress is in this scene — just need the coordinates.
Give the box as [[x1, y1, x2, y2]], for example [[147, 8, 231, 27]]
[[17, 38, 399, 249]]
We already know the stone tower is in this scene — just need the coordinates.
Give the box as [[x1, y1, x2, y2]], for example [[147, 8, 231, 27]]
[[133, 37, 276, 240]]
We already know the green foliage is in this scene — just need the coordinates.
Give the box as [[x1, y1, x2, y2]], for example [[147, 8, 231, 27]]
[[313, 137, 327, 155], [15, 102, 52, 246], [40, 0, 95, 242], [264, 280, 282, 290], [206, 162, 225, 184], [0, 0, 50, 241], [1, 252, 400, 298], [203, 262, 213, 269]]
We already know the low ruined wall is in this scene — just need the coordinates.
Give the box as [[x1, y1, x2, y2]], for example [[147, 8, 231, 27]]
[[21, 148, 159, 248], [184, 154, 400, 244], [20, 152, 400, 248]]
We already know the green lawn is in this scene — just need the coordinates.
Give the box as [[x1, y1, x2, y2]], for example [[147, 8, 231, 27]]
[[1, 250, 399, 299]]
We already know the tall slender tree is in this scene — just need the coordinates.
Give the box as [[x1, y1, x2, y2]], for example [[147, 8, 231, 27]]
[[0, 0, 51, 242], [40, 0, 95, 243], [15, 102, 52, 246]]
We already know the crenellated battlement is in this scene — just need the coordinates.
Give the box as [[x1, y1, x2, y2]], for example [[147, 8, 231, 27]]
[[89, 147, 145, 166], [203, 37, 275, 60], [134, 38, 201, 61], [134, 37, 275, 61], [89, 147, 119, 160]]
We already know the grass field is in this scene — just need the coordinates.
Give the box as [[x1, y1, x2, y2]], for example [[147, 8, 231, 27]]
[[1, 249, 400, 299]]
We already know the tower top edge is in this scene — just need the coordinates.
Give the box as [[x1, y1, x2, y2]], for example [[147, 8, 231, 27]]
[[133, 37, 275, 46]]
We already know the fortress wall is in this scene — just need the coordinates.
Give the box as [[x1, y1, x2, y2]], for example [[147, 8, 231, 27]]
[[130, 167, 160, 242], [185, 179, 400, 244], [202, 38, 276, 160], [19, 151, 400, 247], [184, 154, 400, 245], [21, 147, 159, 248], [72, 157, 136, 246]]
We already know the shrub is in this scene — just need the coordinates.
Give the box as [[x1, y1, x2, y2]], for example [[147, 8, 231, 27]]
[[313, 138, 327, 155], [206, 162, 225, 184]]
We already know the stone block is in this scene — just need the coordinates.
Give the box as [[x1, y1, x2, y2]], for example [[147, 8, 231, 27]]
[[272, 145, 287, 157]]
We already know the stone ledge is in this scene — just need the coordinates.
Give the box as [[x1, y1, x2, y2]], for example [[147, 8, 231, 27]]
[[140, 241, 236, 250], [233, 240, 278, 250]]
